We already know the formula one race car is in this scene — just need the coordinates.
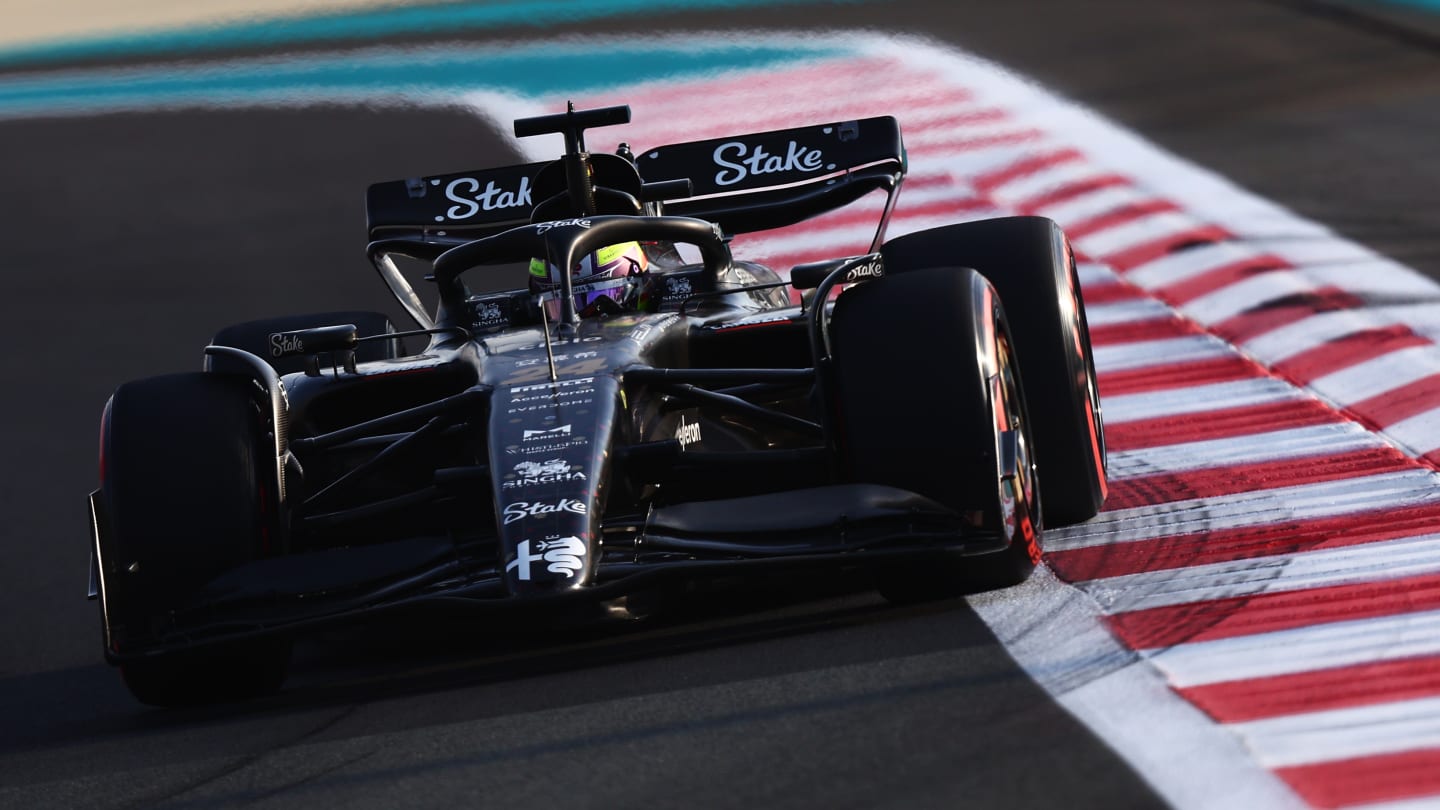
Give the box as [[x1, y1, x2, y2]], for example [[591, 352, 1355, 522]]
[[88, 104, 1107, 705]]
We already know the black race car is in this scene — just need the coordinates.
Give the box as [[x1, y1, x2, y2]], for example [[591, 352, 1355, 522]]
[[88, 104, 1107, 705]]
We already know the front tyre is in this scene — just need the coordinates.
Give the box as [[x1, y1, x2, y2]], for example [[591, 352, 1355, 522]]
[[882, 217, 1106, 525], [99, 373, 290, 705], [829, 267, 1041, 600]]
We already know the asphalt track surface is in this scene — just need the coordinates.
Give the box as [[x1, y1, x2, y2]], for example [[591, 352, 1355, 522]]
[[1, 1, 1438, 807]]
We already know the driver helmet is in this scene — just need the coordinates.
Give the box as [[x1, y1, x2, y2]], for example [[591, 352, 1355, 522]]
[[529, 240, 649, 318]]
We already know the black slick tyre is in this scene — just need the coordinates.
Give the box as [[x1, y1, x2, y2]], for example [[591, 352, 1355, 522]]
[[99, 372, 290, 706], [207, 310, 402, 376], [881, 217, 1107, 525], [829, 267, 1042, 600]]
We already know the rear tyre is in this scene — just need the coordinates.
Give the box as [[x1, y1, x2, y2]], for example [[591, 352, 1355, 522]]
[[882, 217, 1106, 525], [100, 373, 290, 705], [207, 310, 403, 376], [829, 268, 1041, 601]]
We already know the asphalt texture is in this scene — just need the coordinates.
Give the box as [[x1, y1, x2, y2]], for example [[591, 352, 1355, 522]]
[[2, 0, 1438, 807]]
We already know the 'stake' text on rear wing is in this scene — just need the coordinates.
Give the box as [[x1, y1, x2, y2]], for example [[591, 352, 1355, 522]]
[[365, 116, 905, 243]]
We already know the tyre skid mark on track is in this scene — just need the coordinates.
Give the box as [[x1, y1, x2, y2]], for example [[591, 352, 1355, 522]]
[[1087, 532, 1440, 609], [1050, 500, 1440, 581], [1052, 471, 1440, 550]]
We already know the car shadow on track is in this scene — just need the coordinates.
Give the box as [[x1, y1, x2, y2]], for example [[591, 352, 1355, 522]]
[[265, 572, 1004, 727], [0, 572, 1009, 762]]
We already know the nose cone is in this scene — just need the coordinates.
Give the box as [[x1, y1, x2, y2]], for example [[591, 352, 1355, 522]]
[[491, 376, 619, 597]]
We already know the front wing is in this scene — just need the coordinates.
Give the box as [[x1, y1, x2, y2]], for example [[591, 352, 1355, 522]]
[[90, 483, 1007, 661]]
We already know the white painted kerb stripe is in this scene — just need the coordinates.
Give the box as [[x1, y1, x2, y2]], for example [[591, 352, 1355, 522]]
[[1032, 185, 1158, 227], [1231, 694, 1440, 768], [984, 160, 1098, 205], [1108, 423, 1384, 480], [1093, 334, 1234, 372], [1082, 298, 1174, 329], [1180, 272, 1317, 324], [1076, 261, 1120, 287], [1125, 241, 1278, 291], [1102, 378, 1304, 424], [1074, 210, 1213, 258], [1310, 346, 1440, 406], [1385, 408, 1440, 457], [1147, 607, 1440, 687], [1245, 310, 1425, 365]]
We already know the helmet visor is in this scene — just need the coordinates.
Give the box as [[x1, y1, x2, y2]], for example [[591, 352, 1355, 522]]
[[537, 276, 636, 320]]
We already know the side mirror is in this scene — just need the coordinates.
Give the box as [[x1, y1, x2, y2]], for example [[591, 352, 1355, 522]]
[[267, 324, 359, 376], [267, 324, 359, 359]]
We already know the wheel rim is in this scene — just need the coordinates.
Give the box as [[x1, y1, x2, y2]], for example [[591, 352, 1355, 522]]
[[994, 324, 1040, 558]]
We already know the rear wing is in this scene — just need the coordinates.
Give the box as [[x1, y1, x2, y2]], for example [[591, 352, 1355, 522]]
[[636, 116, 906, 238], [366, 116, 905, 242]]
